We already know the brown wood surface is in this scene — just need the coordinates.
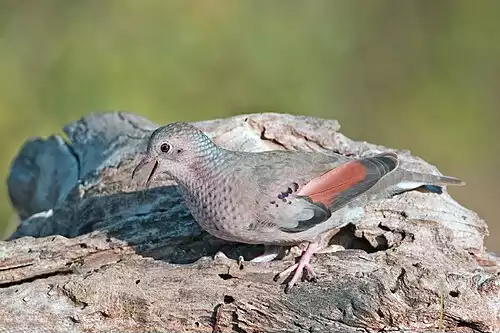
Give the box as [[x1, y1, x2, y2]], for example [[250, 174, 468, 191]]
[[1, 112, 498, 333]]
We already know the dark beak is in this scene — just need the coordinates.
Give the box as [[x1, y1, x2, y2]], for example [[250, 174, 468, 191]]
[[132, 155, 159, 188]]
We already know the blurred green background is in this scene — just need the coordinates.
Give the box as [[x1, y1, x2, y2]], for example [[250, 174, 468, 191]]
[[0, 1, 498, 251]]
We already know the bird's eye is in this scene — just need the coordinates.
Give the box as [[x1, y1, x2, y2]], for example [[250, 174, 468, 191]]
[[160, 143, 170, 153]]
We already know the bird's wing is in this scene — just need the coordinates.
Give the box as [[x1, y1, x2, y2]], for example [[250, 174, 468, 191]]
[[298, 152, 398, 212], [258, 195, 332, 233], [258, 152, 399, 233]]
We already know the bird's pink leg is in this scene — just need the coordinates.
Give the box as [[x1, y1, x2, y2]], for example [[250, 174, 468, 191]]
[[249, 245, 286, 263], [274, 242, 319, 293]]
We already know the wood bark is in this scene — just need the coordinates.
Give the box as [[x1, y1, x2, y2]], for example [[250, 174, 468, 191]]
[[1, 111, 499, 333]]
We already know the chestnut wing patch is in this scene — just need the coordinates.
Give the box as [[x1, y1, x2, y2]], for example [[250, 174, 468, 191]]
[[298, 152, 398, 213]]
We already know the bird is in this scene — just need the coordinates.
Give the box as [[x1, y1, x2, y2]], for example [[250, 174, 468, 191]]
[[132, 122, 465, 292]]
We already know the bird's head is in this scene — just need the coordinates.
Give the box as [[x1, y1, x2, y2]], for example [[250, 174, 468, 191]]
[[132, 122, 217, 186]]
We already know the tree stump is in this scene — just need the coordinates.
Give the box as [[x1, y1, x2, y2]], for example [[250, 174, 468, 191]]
[[1, 111, 498, 333]]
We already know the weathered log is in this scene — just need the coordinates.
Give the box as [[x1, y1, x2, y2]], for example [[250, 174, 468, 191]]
[[1, 111, 498, 333]]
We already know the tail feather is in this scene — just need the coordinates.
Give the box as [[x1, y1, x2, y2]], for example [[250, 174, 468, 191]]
[[421, 185, 443, 194], [404, 171, 465, 186], [394, 170, 465, 194]]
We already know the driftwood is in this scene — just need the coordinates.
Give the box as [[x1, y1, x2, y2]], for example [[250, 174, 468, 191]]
[[1, 111, 499, 333]]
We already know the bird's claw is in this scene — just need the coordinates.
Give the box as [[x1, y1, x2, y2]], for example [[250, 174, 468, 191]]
[[274, 262, 317, 292], [274, 243, 318, 293], [308, 275, 318, 283]]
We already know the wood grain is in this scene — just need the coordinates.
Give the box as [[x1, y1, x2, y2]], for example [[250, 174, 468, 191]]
[[2, 111, 497, 333]]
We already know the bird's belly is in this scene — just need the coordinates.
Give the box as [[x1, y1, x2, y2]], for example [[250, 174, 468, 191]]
[[186, 198, 256, 243], [197, 214, 258, 244]]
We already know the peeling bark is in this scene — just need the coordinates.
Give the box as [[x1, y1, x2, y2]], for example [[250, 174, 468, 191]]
[[1, 111, 498, 333]]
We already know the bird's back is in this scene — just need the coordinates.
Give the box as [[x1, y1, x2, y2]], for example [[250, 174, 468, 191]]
[[177, 149, 348, 244]]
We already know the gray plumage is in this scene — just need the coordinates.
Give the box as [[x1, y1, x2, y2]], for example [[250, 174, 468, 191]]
[[132, 122, 464, 291]]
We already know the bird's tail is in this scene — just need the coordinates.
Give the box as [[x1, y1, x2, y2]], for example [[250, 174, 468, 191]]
[[395, 170, 465, 193]]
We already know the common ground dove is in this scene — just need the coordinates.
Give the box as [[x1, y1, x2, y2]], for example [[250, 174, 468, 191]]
[[132, 122, 464, 292]]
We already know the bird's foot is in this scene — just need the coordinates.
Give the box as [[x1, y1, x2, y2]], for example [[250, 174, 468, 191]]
[[237, 246, 283, 270], [249, 253, 279, 263], [273, 242, 318, 293], [249, 245, 288, 263]]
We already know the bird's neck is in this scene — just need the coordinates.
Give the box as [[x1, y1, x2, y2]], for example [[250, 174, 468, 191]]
[[172, 146, 238, 191]]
